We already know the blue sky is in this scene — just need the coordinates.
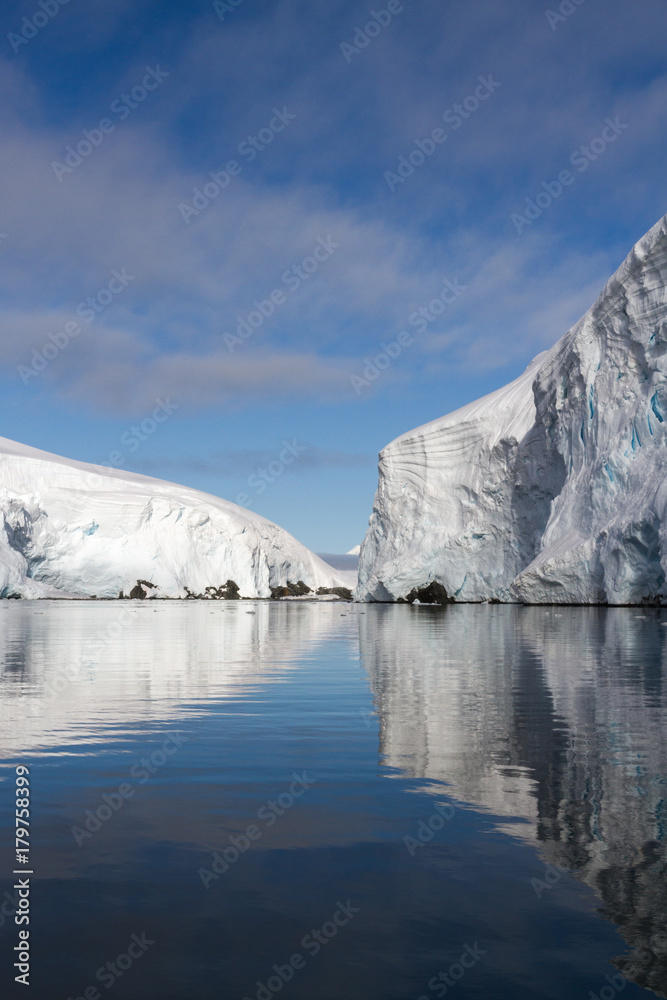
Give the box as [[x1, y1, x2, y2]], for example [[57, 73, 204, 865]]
[[0, 0, 665, 552]]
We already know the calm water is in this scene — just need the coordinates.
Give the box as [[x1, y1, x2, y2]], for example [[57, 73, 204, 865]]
[[1, 601, 667, 1000]]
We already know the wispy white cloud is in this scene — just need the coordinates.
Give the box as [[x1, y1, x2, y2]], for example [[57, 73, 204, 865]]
[[126, 445, 374, 478], [0, 0, 666, 420]]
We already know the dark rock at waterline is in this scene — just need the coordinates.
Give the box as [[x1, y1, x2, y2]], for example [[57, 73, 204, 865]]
[[110, 578, 348, 601], [209, 580, 241, 600], [127, 580, 157, 600], [316, 586, 353, 601], [404, 582, 452, 605], [270, 581, 312, 599], [185, 580, 242, 600], [120, 579, 242, 600]]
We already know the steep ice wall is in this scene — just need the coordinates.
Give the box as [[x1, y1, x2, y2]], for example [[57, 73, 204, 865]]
[[358, 212, 667, 605], [0, 437, 345, 599], [514, 212, 667, 603]]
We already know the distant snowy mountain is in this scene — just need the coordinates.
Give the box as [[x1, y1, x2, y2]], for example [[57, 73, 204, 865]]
[[358, 212, 667, 605], [346, 545, 361, 555], [317, 550, 359, 590], [0, 437, 347, 599]]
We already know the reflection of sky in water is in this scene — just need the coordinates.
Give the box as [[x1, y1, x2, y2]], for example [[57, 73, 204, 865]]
[[0, 601, 665, 999]]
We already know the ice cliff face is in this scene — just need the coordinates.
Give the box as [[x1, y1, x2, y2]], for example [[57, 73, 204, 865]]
[[358, 212, 667, 604], [0, 437, 345, 599]]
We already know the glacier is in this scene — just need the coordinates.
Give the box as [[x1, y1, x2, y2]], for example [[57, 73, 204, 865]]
[[357, 211, 667, 605], [0, 436, 347, 600]]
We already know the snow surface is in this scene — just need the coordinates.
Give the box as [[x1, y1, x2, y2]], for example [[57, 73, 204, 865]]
[[0, 437, 346, 599], [357, 212, 667, 605]]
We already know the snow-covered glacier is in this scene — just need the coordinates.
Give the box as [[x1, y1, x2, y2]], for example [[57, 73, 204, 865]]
[[357, 212, 667, 605], [0, 436, 346, 599]]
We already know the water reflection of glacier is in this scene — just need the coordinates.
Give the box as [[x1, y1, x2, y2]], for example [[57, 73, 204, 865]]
[[0, 599, 346, 758], [3, 600, 667, 995], [360, 605, 667, 998]]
